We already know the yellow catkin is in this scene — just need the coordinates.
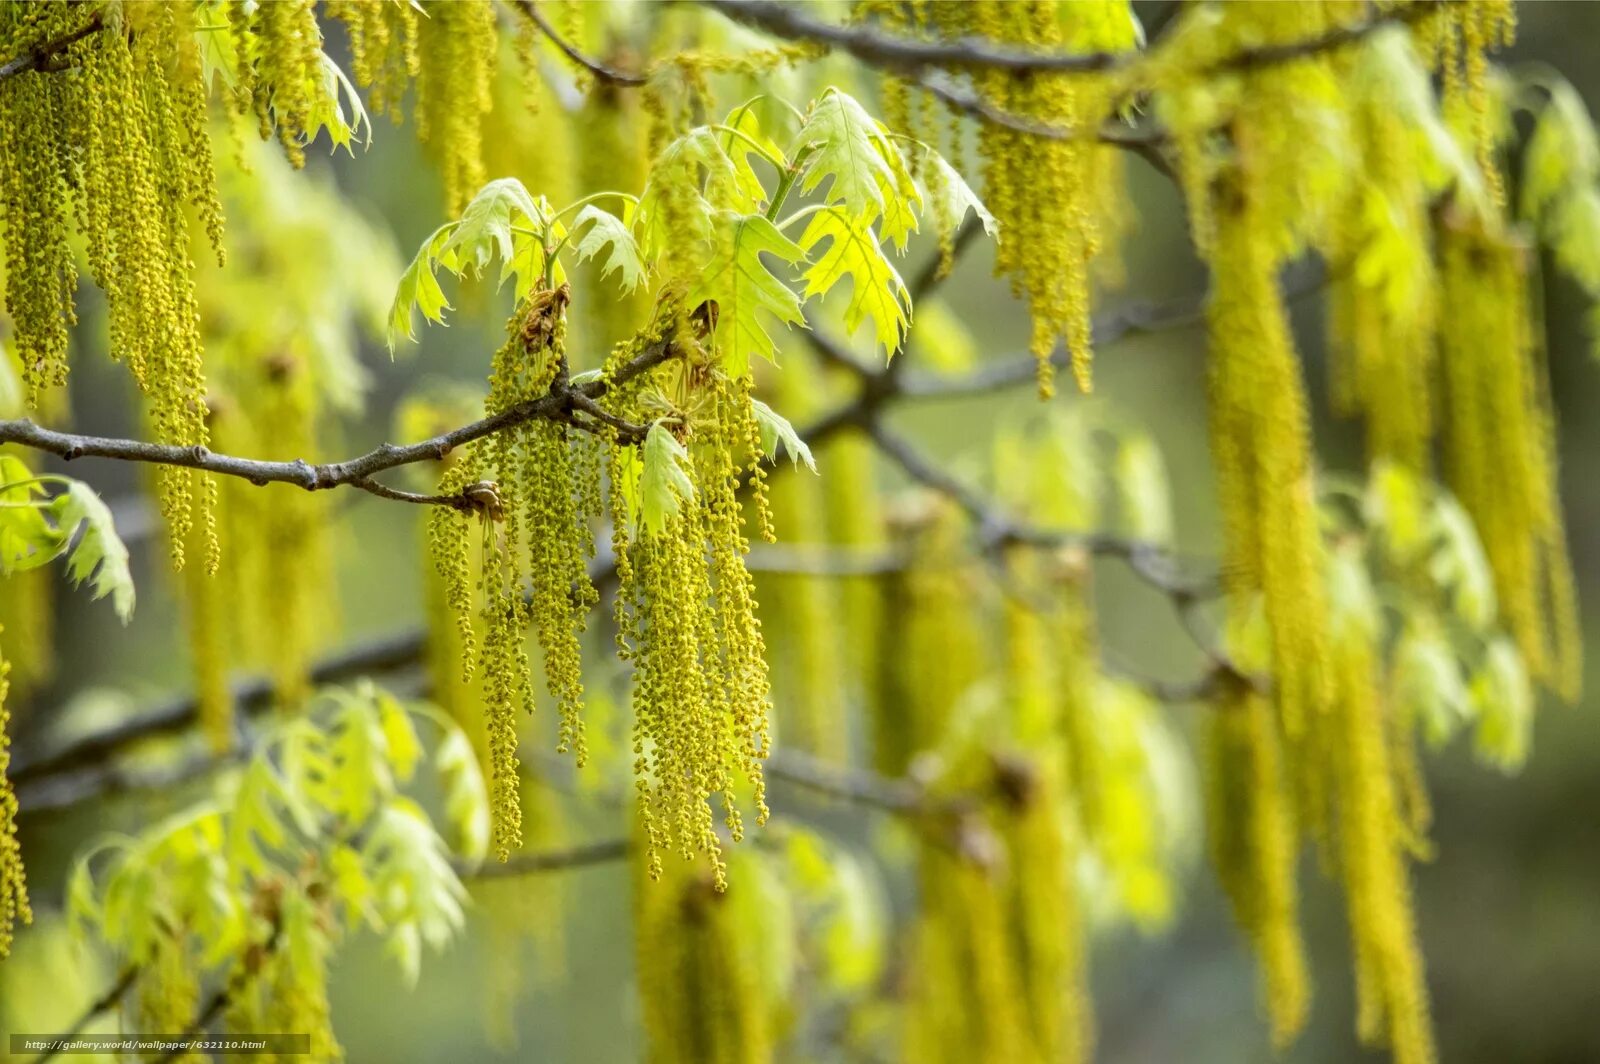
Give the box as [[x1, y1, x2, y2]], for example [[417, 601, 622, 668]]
[[572, 61, 652, 352], [256, 359, 328, 710], [0, 5, 220, 563], [998, 554, 1093, 1064], [1429, 0, 1516, 206], [971, 0, 1137, 395], [1438, 213, 1581, 701], [872, 498, 986, 778], [1002, 761, 1091, 1064], [327, 0, 421, 121], [621, 364, 772, 888], [0, 633, 30, 958], [0, 43, 77, 404], [480, 778, 568, 1052], [906, 842, 1029, 1064], [526, 416, 597, 765], [415, 0, 499, 215], [429, 465, 481, 688], [1206, 168, 1330, 737], [247, 0, 325, 169], [632, 836, 774, 1064], [820, 426, 886, 708], [755, 357, 845, 761], [1204, 676, 1311, 1048], [1328, 41, 1439, 477], [0, 565, 53, 700], [182, 510, 232, 752], [1326, 551, 1435, 1064], [1220, 2, 1354, 261]]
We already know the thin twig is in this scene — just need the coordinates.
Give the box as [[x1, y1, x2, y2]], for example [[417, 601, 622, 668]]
[[28, 965, 139, 1064], [0, 11, 104, 82], [0, 342, 669, 509], [465, 838, 632, 878], [512, 0, 648, 86], [699, 0, 1440, 77]]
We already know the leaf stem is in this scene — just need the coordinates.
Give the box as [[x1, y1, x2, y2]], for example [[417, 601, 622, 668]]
[[765, 143, 817, 222]]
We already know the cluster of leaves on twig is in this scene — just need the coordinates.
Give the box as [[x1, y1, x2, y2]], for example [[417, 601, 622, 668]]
[[63, 683, 486, 1055]]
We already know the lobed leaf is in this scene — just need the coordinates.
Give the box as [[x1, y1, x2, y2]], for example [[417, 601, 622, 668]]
[[50, 481, 135, 623], [690, 211, 808, 375], [797, 207, 910, 360], [571, 204, 647, 292], [639, 421, 697, 537], [751, 398, 817, 473]]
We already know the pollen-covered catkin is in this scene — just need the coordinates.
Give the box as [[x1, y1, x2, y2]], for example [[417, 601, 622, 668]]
[[327, 0, 421, 121], [0, 633, 30, 958], [632, 837, 775, 1064], [1437, 213, 1581, 701], [0, 58, 76, 405], [415, 0, 499, 214], [1325, 549, 1435, 1064], [1428, 0, 1516, 205], [970, 0, 1137, 395], [1206, 168, 1330, 737], [1205, 676, 1311, 1048], [756, 358, 844, 761]]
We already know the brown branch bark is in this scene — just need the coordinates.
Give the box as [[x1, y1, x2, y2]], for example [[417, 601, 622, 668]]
[[698, 0, 1441, 77], [0, 340, 670, 509]]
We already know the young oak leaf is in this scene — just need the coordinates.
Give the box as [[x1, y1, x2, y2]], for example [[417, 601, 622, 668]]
[[640, 421, 697, 537], [923, 150, 999, 240], [388, 179, 561, 349], [720, 98, 785, 208], [0, 455, 66, 572], [304, 53, 372, 156], [797, 206, 910, 360], [51, 481, 135, 623], [793, 89, 906, 225], [751, 398, 817, 473], [570, 204, 646, 293], [388, 224, 454, 350], [636, 127, 753, 261], [689, 211, 808, 375]]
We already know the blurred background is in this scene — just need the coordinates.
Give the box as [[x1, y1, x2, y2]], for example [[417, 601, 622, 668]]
[[3, 2, 1598, 1062]]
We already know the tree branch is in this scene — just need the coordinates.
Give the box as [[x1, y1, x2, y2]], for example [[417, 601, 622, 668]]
[[0, 11, 104, 82], [0, 341, 670, 509], [28, 966, 139, 1064], [465, 838, 632, 878], [699, 0, 1440, 77], [511, 0, 649, 86]]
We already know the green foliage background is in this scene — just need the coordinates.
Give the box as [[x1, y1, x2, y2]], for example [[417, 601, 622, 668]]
[[3, 2, 1599, 1062]]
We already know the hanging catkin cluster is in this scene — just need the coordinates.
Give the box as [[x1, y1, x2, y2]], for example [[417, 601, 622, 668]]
[[1427, 0, 1516, 204], [1438, 213, 1581, 701], [619, 372, 773, 891], [1206, 167, 1330, 739], [967, 0, 1138, 395], [0, 635, 28, 959], [327, 0, 421, 120], [632, 839, 775, 1064], [872, 498, 986, 778], [1327, 33, 1441, 477], [1204, 674, 1310, 1048], [754, 356, 845, 762], [1321, 547, 1435, 1064], [415, 0, 498, 215], [898, 546, 1093, 1064], [0, 1, 219, 568], [429, 284, 602, 860]]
